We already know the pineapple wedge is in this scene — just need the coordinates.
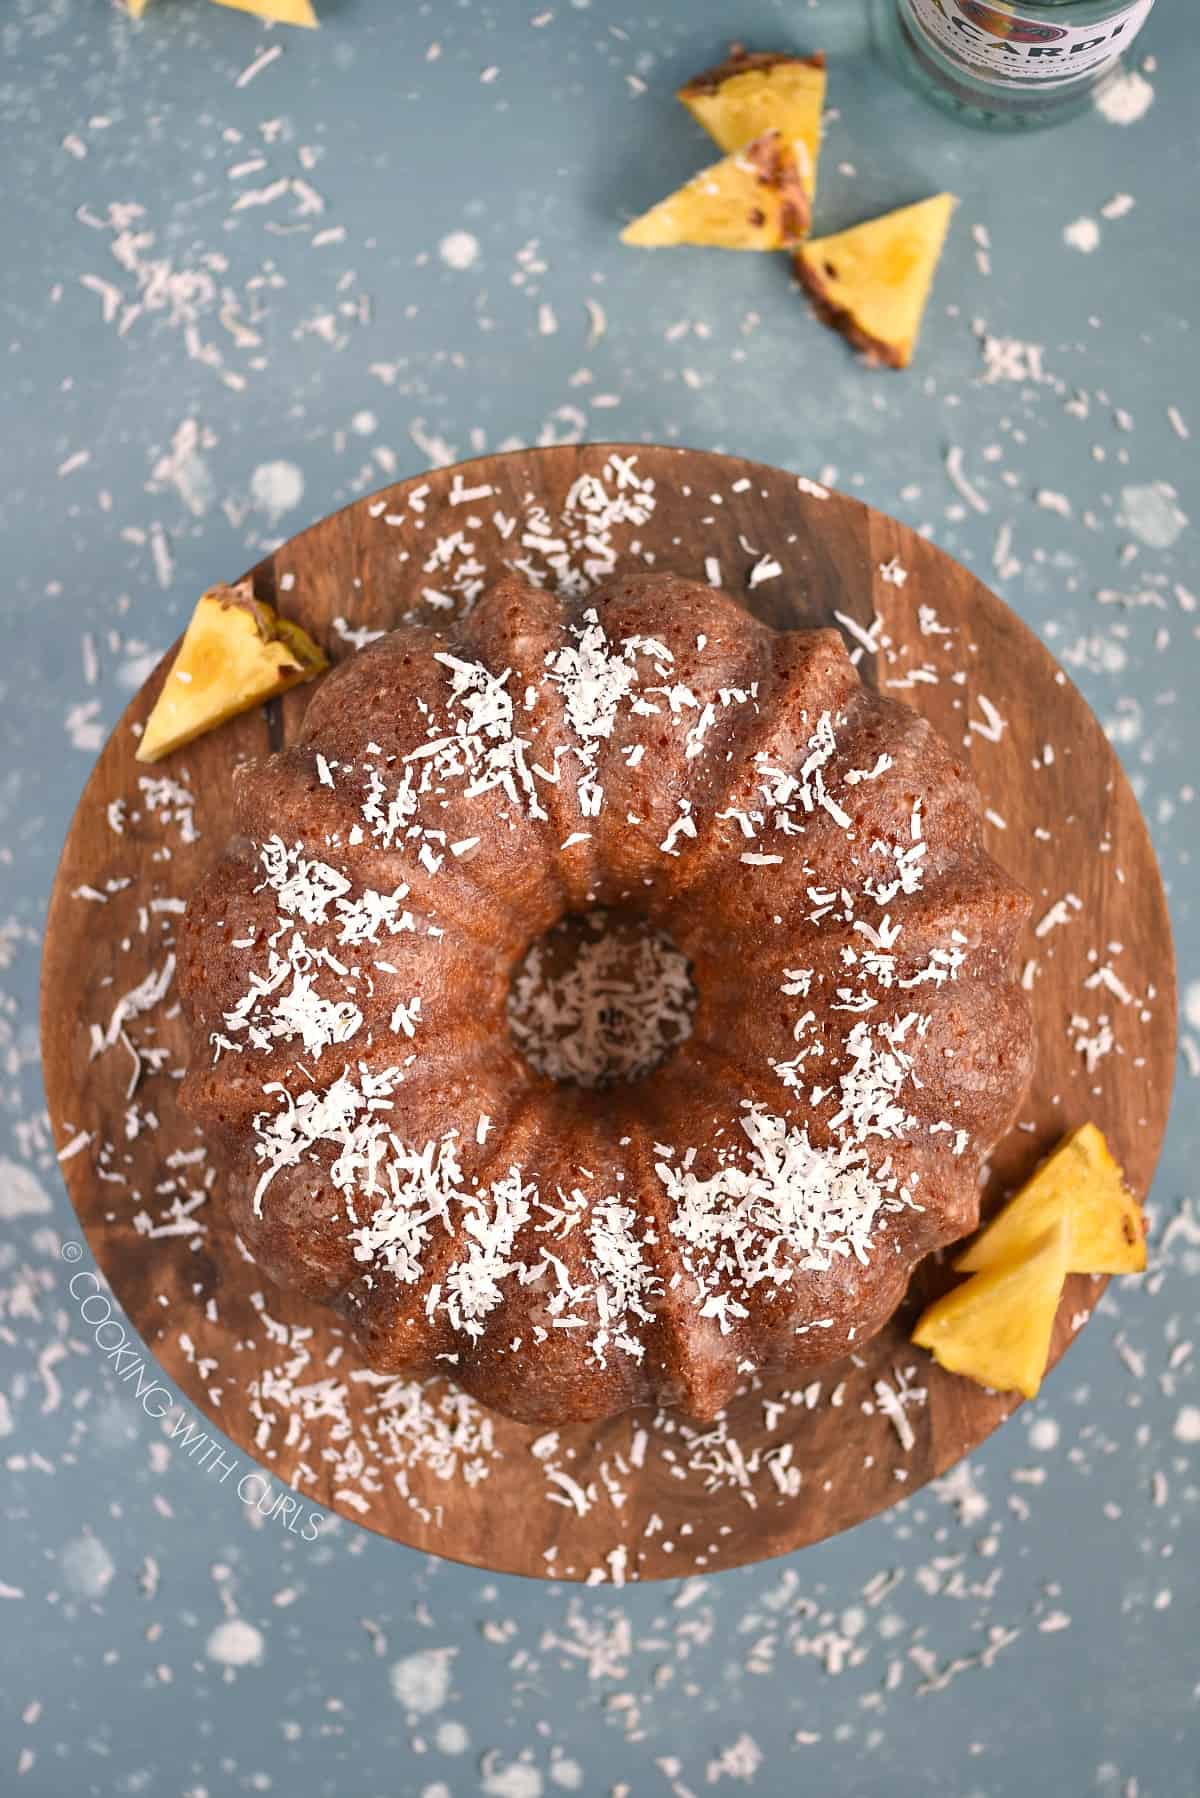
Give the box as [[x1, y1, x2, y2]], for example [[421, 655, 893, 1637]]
[[211, 0, 318, 24], [136, 580, 327, 764], [127, 0, 318, 18], [913, 1219, 1069, 1400], [678, 46, 827, 200], [621, 130, 809, 252], [957, 1123, 1145, 1277], [793, 192, 956, 368]]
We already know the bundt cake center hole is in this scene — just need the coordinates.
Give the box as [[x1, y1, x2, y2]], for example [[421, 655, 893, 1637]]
[[507, 908, 696, 1091]]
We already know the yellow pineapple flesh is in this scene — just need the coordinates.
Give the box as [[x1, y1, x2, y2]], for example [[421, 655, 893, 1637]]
[[136, 580, 327, 764], [210, 0, 319, 24], [794, 192, 956, 368], [128, 0, 319, 17], [912, 1219, 1069, 1401], [678, 47, 826, 200], [621, 130, 809, 252], [957, 1123, 1145, 1277]]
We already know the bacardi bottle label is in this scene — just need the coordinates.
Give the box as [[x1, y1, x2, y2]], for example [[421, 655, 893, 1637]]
[[900, 0, 1154, 88]]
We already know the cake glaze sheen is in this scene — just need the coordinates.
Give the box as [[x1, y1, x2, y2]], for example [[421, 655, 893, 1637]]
[[177, 571, 1034, 1426]]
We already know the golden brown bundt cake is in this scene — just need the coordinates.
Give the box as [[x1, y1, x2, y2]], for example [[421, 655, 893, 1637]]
[[176, 571, 1034, 1426]]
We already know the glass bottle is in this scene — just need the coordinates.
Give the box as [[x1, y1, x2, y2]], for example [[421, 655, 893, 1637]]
[[876, 0, 1156, 130]]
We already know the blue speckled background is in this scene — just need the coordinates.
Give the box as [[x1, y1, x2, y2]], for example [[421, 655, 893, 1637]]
[[2, 2, 1197, 1793]]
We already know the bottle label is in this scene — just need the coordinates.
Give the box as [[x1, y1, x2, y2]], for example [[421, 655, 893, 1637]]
[[900, 0, 1154, 87]]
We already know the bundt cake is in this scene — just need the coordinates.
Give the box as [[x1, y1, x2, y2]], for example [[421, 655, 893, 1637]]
[[177, 570, 1034, 1426]]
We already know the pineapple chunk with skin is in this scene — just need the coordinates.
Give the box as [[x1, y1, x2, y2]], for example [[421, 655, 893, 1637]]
[[136, 580, 327, 764], [913, 1219, 1069, 1401], [621, 130, 809, 252], [679, 46, 827, 200], [957, 1123, 1145, 1277], [794, 192, 956, 369]]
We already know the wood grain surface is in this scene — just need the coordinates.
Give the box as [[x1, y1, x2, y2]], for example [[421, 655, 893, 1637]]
[[41, 444, 1176, 1581]]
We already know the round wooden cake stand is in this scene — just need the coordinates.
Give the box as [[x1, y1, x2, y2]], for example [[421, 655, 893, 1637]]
[[42, 445, 1175, 1582]]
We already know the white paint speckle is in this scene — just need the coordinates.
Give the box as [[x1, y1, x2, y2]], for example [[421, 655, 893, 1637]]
[[250, 460, 305, 523], [206, 1618, 265, 1668], [61, 1534, 115, 1600], [933, 1459, 988, 1526], [0, 1161, 51, 1219], [1095, 68, 1155, 125], [435, 1720, 470, 1756], [1184, 982, 1200, 1032], [438, 230, 480, 271], [1174, 1405, 1200, 1445], [1121, 483, 1187, 549], [481, 1757, 543, 1798], [1105, 702, 1142, 747], [389, 1647, 455, 1715], [1063, 217, 1100, 255], [1028, 1416, 1060, 1452]]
